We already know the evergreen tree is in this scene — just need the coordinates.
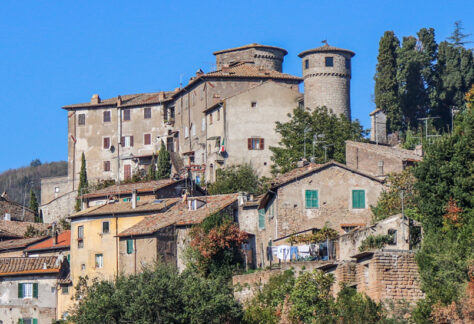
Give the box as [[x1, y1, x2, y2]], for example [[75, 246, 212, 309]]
[[147, 154, 157, 180], [447, 20, 472, 47], [374, 31, 402, 133], [75, 153, 88, 211], [29, 189, 39, 222], [156, 140, 171, 179], [270, 107, 367, 174]]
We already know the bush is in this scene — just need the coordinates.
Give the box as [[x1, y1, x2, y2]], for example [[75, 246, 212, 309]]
[[359, 234, 393, 252]]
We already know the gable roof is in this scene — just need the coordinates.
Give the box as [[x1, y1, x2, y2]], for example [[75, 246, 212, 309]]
[[213, 43, 288, 55], [69, 197, 180, 219], [0, 236, 49, 252], [0, 221, 50, 239], [25, 230, 70, 252], [81, 179, 183, 199], [204, 62, 301, 81], [345, 141, 422, 162], [298, 43, 355, 58], [118, 194, 238, 237], [0, 256, 61, 276]]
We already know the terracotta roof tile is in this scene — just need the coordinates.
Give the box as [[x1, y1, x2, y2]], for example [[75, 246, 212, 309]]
[[118, 194, 239, 237], [0, 256, 60, 276], [0, 237, 48, 252], [298, 43, 355, 58], [213, 43, 288, 55], [25, 230, 70, 252], [82, 179, 182, 199], [204, 63, 301, 81], [0, 221, 50, 238], [69, 198, 180, 218]]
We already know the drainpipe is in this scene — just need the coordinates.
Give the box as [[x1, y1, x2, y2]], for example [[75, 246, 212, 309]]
[[117, 99, 122, 185], [115, 213, 118, 279], [132, 190, 137, 209]]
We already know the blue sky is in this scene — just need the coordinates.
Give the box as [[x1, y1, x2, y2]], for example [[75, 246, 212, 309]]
[[0, 0, 472, 172]]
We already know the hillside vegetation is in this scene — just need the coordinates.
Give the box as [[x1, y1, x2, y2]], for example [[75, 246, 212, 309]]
[[0, 160, 67, 205]]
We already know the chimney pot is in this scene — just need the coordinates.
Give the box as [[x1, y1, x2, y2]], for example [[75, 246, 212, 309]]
[[132, 189, 137, 209], [91, 94, 101, 104]]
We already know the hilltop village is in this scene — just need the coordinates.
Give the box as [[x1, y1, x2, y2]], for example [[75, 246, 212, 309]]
[[1, 43, 427, 323]]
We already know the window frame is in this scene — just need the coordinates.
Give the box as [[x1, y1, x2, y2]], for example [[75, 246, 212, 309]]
[[123, 109, 131, 121], [104, 161, 111, 172], [95, 254, 104, 269], [258, 209, 265, 229], [126, 239, 134, 254], [325, 57, 334, 67], [304, 59, 309, 69], [77, 225, 84, 248], [305, 189, 319, 209], [144, 133, 151, 145], [103, 110, 111, 123], [144, 107, 151, 119], [351, 189, 366, 209], [78, 114, 85, 126], [102, 221, 110, 234], [103, 137, 110, 150], [248, 138, 264, 150]]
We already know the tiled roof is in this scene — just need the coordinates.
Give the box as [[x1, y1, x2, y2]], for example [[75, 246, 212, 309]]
[[298, 43, 355, 58], [62, 90, 176, 109], [69, 198, 180, 218], [0, 256, 60, 276], [369, 108, 382, 116], [0, 237, 48, 252], [345, 141, 422, 161], [0, 221, 50, 238], [213, 43, 288, 55], [204, 63, 301, 81], [26, 230, 70, 252], [82, 179, 182, 199], [118, 194, 239, 237]]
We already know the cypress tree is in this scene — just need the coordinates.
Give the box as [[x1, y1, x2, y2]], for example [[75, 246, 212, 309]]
[[156, 140, 171, 179], [29, 189, 39, 222], [147, 154, 157, 181], [374, 31, 402, 133], [75, 153, 88, 211]]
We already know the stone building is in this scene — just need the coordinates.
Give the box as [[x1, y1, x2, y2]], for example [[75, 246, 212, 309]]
[[117, 194, 240, 273], [39, 176, 76, 224], [0, 237, 48, 257], [345, 140, 422, 177], [0, 220, 49, 241], [0, 256, 69, 324], [298, 43, 355, 119], [0, 194, 35, 223]]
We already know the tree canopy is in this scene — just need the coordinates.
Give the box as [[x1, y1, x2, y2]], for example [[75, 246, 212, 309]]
[[207, 164, 265, 195]]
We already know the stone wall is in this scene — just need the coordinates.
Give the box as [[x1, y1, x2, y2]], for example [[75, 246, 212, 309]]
[[214, 46, 286, 72], [0, 197, 35, 222], [40, 190, 77, 224], [41, 176, 71, 205]]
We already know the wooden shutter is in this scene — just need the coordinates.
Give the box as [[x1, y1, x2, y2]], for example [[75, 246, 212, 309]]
[[258, 209, 265, 229], [103, 137, 109, 149], [33, 283, 38, 298], [352, 190, 365, 209], [33, 319, 38, 324], [130, 136, 134, 147], [305, 190, 318, 208], [144, 134, 151, 145], [248, 138, 252, 150], [127, 239, 133, 254], [359, 190, 365, 208], [18, 319, 24, 324], [18, 283, 23, 298], [121, 137, 125, 146], [260, 138, 264, 150]]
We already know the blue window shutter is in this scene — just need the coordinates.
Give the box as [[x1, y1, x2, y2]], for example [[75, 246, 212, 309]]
[[258, 209, 265, 229], [18, 283, 23, 298], [33, 283, 38, 298]]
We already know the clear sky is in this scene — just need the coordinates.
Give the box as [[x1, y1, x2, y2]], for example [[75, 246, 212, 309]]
[[1, 0, 472, 172]]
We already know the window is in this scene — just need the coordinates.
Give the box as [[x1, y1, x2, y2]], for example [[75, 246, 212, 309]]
[[144, 107, 151, 119], [217, 109, 220, 121], [18, 283, 37, 299], [103, 137, 110, 149], [304, 59, 309, 69], [121, 136, 134, 147], [325, 57, 334, 67], [78, 114, 85, 125], [251, 101, 257, 108], [305, 190, 319, 208], [144, 133, 151, 145], [191, 124, 196, 137], [54, 186, 60, 193], [102, 221, 109, 234], [127, 239, 134, 254], [19, 319, 37, 324], [104, 161, 111, 172], [95, 254, 103, 268], [123, 109, 131, 121], [202, 117, 206, 131], [345, 58, 351, 69], [81, 263, 86, 270], [258, 209, 265, 229], [352, 190, 366, 209], [61, 286, 69, 294], [342, 226, 357, 233], [184, 127, 189, 138], [248, 138, 264, 150], [78, 225, 84, 248], [209, 113, 213, 125], [388, 229, 397, 245], [103, 111, 111, 122]]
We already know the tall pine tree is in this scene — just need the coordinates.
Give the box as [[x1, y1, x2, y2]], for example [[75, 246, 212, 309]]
[[75, 153, 89, 211], [147, 154, 157, 180], [156, 141, 171, 179], [29, 189, 39, 222], [374, 31, 402, 133]]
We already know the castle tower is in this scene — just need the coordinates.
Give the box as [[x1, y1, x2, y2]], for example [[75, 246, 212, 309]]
[[298, 43, 355, 119], [213, 43, 287, 72]]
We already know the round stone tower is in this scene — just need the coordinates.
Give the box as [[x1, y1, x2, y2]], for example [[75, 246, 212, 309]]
[[213, 43, 287, 72], [298, 43, 355, 119]]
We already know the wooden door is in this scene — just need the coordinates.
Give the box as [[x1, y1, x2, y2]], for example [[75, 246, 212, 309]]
[[124, 164, 131, 180]]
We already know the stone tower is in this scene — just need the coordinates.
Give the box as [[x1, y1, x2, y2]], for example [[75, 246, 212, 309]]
[[213, 43, 287, 72], [298, 43, 355, 119]]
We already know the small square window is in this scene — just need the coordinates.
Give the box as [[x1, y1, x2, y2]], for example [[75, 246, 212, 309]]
[[54, 187, 60, 193], [78, 114, 85, 125], [325, 57, 334, 67], [304, 59, 309, 69], [102, 221, 110, 234], [248, 138, 264, 150], [61, 286, 69, 294], [144, 107, 151, 119], [104, 161, 111, 172], [123, 109, 131, 121], [251, 101, 257, 108], [103, 111, 111, 123]]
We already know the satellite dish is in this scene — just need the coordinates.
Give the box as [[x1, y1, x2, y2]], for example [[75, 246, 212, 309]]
[[109, 145, 115, 153]]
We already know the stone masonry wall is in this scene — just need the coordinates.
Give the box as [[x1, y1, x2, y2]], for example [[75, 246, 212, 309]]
[[40, 190, 77, 224]]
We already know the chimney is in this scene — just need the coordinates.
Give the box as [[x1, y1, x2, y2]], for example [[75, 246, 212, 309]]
[[196, 69, 204, 76], [53, 231, 58, 245], [378, 161, 384, 176], [91, 94, 101, 104], [132, 189, 137, 209], [117, 95, 122, 107]]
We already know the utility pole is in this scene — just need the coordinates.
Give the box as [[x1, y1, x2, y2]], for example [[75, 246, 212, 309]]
[[322, 144, 334, 162]]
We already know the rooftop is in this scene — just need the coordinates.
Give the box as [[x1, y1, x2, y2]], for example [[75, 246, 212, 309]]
[[345, 141, 422, 161], [204, 62, 301, 81], [213, 43, 288, 55], [0, 220, 50, 239], [81, 179, 183, 199], [298, 43, 355, 58], [0, 236, 48, 252], [0, 256, 61, 276], [118, 193, 239, 237], [25, 230, 70, 252], [69, 197, 180, 218]]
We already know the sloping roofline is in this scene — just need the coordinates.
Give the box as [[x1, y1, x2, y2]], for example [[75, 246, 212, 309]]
[[213, 43, 288, 56]]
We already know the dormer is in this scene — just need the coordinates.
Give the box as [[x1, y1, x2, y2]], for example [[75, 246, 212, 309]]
[[188, 198, 206, 211]]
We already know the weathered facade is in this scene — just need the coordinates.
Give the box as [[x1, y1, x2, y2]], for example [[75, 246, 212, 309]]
[[0, 195, 35, 223], [39, 176, 76, 224]]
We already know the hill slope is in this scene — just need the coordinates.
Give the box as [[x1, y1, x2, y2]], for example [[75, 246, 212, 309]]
[[0, 161, 67, 206]]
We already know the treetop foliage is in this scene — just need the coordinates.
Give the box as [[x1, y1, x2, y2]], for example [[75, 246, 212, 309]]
[[207, 164, 266, 195]]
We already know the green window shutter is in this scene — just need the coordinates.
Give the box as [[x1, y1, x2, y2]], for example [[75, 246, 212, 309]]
[[18, 319, 24, 324], [67, 254, 70, 263], [127, 239, 133, 254], [352, 190, 365, 209], [305, 190, 318, 208], [33, 319, 38, 324], [359, 190, 366, 208], [258, 209, 265, 229], [18, 283, 23, 298], [33, 283, 38, 298]]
